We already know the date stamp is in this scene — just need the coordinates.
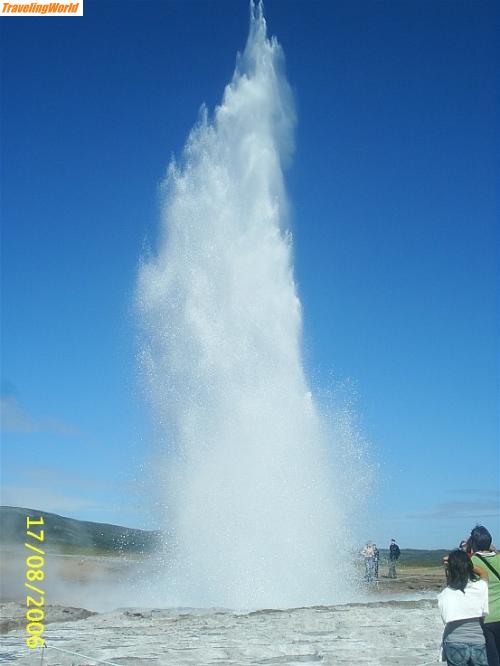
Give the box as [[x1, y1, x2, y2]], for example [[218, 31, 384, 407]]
[[25, 516, 45, 649]]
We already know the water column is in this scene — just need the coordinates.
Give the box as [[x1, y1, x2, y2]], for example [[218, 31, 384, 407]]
[[137, 2, 354, 608]]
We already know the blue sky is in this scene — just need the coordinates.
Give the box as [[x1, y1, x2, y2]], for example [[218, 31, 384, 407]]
[[1, 0, 498, 548]]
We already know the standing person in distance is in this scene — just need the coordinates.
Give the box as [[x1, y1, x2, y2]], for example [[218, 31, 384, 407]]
[[469, 525, 500, 666], [361, 542, 375, 583], [373, 543, 380, 581], [388, 538, 400, 579], [438, 549, 489, 666]]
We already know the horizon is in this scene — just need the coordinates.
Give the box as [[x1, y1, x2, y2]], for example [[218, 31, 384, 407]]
[[0, 504, 494, 552]]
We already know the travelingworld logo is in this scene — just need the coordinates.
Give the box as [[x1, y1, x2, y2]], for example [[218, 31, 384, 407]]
[[1, 0, 83, 16]]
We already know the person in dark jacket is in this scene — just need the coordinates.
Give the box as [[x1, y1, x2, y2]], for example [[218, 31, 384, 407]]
[[388, 539, 400, 579]]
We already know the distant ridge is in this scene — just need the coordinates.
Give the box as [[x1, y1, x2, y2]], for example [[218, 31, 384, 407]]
[[376, 547, 449, 567], [0, 506, 449, 564], [0, 506, 161, 554]]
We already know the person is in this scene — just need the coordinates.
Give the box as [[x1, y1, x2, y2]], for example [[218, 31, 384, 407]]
[[373, 543, 380, 580], [361, 542, 375, 582], [459, 540, 469, 552], [438, 549, 489, 666], [388, 538, 400, 579], [469, 526, 500, 666]]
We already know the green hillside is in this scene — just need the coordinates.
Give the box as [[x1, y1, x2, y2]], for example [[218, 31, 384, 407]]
[[377, 548, 449, 567], [0, 506, 161, 555]]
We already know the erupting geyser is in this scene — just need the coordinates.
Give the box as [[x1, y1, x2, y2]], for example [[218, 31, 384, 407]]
[[137, 2, 364, 608]]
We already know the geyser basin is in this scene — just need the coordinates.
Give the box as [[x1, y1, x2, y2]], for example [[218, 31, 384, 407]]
[[136, 1, 367, 608]]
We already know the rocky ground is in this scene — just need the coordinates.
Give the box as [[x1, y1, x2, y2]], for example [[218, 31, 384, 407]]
[[0, 602, 96, 634], [1, 550, 445, 665], [1, 599, 442, 665]]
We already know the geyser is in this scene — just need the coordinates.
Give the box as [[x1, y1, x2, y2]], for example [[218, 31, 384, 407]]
[[137, 2, 363, 608]]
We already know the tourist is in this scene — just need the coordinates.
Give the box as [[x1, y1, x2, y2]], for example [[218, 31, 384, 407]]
[[361, 542, 376, 582], [388, 538, 400, 579], [438, 549, 489, 666], [373, 543, 380, 580], [459, 540, 469, 552], [469, 525, 500, 666]]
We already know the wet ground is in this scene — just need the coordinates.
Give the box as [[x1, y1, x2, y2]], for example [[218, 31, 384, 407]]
[[1, 549, 445, 665]]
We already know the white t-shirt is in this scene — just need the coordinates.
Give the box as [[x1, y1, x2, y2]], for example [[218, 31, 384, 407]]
[[438, 579, 489, 624]]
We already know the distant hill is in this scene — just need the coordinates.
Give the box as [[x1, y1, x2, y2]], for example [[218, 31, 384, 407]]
[[0, 506, 161, 555], [377, 547, 449, 567], [0, 506, 450, 564]]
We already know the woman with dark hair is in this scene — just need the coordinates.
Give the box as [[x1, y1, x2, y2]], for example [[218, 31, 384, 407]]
[[469, 525, 500, 666], [438, 549, 489, 666]]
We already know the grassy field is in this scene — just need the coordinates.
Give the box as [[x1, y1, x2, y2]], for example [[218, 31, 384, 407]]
[[378, 549, 448, 567]]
